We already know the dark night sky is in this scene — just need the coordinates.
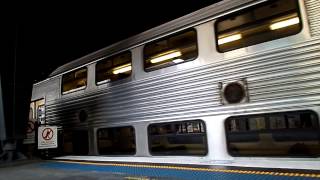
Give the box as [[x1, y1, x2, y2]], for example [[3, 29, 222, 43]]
[[1, 1, 221, 139], [11, 0, 221, 83]]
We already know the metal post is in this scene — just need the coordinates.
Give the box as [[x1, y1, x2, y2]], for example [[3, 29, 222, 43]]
[[0, 75, 6, 141]]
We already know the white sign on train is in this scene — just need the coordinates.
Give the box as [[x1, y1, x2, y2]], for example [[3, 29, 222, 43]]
[[38, 126, 57, 149]]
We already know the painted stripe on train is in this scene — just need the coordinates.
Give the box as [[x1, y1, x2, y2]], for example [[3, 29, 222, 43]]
[[39, 160, 320, 179]]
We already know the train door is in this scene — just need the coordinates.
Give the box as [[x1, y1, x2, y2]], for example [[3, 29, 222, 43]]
[[35, 99, 45, 125], [23, 99, 44, 145], [23, 98, 44, 157]]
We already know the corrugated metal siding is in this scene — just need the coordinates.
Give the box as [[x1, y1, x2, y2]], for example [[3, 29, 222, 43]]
[[32, 77, 60, 102], [45, 38, 320, 129], [306, 0, 320, 36]]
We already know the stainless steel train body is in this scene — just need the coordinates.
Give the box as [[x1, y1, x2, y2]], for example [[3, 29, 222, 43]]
[[31, 0, 320, 171]]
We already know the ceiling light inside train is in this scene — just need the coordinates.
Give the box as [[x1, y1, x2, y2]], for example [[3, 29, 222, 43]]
[[150, 51, 182, 64], [269, 17, 300, 30], [112, 64, 132, 74], [173, 59, 184, 63], [218, 34, 242, 45]]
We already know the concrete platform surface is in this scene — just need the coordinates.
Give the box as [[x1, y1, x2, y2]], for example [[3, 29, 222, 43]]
[[1, 160, 319, 180], [0, 160, 174, 180]]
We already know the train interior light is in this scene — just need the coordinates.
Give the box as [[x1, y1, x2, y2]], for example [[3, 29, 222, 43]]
[[150, 51, 182, 64], [218, 34, 242, 45], [270, 17, 300, 30], [112, 63, 132, 74]]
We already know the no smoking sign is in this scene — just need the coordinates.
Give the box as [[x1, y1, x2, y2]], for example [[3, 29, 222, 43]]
[[38, 126, 57, 149], [42, 128, 54, 140]]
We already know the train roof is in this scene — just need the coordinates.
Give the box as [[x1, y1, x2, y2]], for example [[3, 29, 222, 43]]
[[49, 0, 258, 78]]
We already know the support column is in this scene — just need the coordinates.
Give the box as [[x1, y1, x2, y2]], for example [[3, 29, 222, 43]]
[[0, 75, 6, 141]]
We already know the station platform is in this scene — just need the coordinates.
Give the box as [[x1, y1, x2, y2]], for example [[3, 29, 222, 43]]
[[0, 159, 319, 180]]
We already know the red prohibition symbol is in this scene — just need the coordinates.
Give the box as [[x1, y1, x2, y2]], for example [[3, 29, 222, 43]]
[[42, 128, 54, 140], [26, 121, 35, 133]]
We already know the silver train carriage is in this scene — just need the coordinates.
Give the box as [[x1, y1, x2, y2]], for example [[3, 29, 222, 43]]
[[30, 0, 320, 172]]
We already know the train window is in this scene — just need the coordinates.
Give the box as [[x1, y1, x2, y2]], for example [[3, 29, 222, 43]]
[[62, 130, 89, 155], [148, 120, 207, 156], [225, 110, 320, 157], [144, 29, 198, 72], [97, 126, 136, 155], [62, 67, 87, 94], [215, 0, 302, 52], [96, 51, 132, 85]]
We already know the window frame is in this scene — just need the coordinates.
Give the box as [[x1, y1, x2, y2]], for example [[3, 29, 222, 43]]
[[97, 126, 136, 156], [147, 120, 208, 156], [143, 28, 199, 72], [95, 51, 132, 86], [214, 0, 303, 53], [224, 110, 320, 157], [61, 67, 88, 95]]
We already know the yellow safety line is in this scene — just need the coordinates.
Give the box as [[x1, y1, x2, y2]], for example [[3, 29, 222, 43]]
[[54, 160, 320, 178]]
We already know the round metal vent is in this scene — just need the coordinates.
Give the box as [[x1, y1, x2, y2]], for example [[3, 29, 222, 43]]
[[220, 80, 249, 105], [223, 82, 245, 104]]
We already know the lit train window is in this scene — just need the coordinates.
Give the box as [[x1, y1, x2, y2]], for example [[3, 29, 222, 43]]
[[97, 126, 136, 155], [148, 120, 207, 156], [144, 29, 198, 71], [62, 67, 87, 94], [225, 110, 320, 157], [215, 0, 302, 52], [96, 51, 132, 85]]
